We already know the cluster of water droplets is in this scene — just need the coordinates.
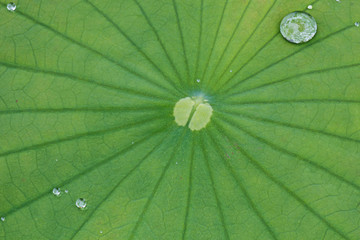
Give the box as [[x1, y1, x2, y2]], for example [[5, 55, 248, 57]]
[[52, 187, 86, 209]]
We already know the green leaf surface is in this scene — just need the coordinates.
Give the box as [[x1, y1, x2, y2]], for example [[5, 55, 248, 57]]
[[0, 0, 359, 239]]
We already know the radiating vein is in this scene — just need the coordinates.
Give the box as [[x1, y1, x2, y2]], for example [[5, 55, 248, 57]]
[[215, 116, 360, 192], [132, 0, 184, 85], [0, 114, 165, 159], [0, 105, 171, 115], [1, 125, 172, 217], [128, 128, 187, 240], [220, 24, 355, 94], [172, 0, 191, 81], [222, 99, 360, 105], [0, 2, 182, 98], [206, 0, 252, 85], [182, 135, 195, 240], [83, 0, 185, 94], [205, 128, 278, 240], [69, 126, 174, 240], [219, 110, 360, 144], [200, 0, 228, 83], [209, 0, 277, 89], [0, 61, 176, 102], [213, 120, 351, 240], [199, 133, 230, 240], [227, 63, 360, 98], [194, 0, 204, 80]]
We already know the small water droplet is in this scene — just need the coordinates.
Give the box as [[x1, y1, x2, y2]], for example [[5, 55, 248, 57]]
[[65, 189, 69, 193], [335, 0, 341, 3], [100, 231, 103, 234], [52, 188, 61, 197], [55, 159, 58, 162], [7, 2, 16, 11], [280, 11, 317, 44], [1, 217, 5, 222], [131, 141, 134, 144], [355, 22, 360, 27], [229, 70, 233, 73], [176, 162, 178, 164], [196, 79, 200, 83], [76, 198, 87, 209], [307, 5, 313, 9]]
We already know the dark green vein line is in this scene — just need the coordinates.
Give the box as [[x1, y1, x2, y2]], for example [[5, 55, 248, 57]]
[[214, 120, 350, 240], [200, 0, 228, 85], [0, 106, 171, 115], [216, 0, 323, 94], [210, 0, 276, 89], [0, 125, 173, 217], [216, 116, 360, 192], [0, 2, 181, 98], [227, 62, 360, 98], [221, 24, 355, 95], [205, 128, 278, 240], [194, 0, 204, 82], [69, 126, 174, 240], [219, 110, 360, 144], [83, 0, 185, 95], [128, 128, 187, 240], [0, 114, 166, 159], [207, 0, 253, 87], [221, 99, 360, 105], [0, 61, 176, 102], [199, 133, 231, 240], [182, 135, 195, 240], [132, 0, 184, 86], [172, 0, 190, 82]]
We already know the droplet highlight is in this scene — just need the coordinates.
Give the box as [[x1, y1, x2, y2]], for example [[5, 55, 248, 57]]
[[6, 2, 16, 11], [355, 22, 360, 27], [76, 198, 87, 209], [52, 188, 61, 197], [307, 5, 313, 10], [1, 217, 5, 222], [280, 11, 317, 44], [196, 79, 200, 83]]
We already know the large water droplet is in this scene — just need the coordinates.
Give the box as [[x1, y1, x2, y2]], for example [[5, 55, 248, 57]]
[[280, 11, 317, 44], [7, 2, 16, 11], [76, 198, 87, 209], [52, 188, 61, 197], [1, 217, 5, 222]]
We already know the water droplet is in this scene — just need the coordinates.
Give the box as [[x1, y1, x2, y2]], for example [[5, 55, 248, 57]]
[[307, 5, 313, 9], [229, 70, 233, 73], [355, 22, 360, 27], [196, 79, 200, 83], [131, 141, 134, 144], [52, 188, 61, 197], [176, 162, 178, 164], [1, 217, 5, 222], [280, 11, 317, 44], [100, 231, 103, 234], [55, 159, 58, 162], [76, 198, 87, 209], [7, 2, 16, 11], [335, 0, 341, 3], [65, 189, 69, 193]]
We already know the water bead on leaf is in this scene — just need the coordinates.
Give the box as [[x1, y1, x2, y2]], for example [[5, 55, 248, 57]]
[[1, 217, 5, 222], [280, 11, 317, 44], [76, 198, 87, 209], [6, 2, 16, 11], [52, 188, 61, 197]]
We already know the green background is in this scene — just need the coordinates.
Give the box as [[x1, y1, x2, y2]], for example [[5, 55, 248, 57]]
[[0, 0, 359, 239]]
